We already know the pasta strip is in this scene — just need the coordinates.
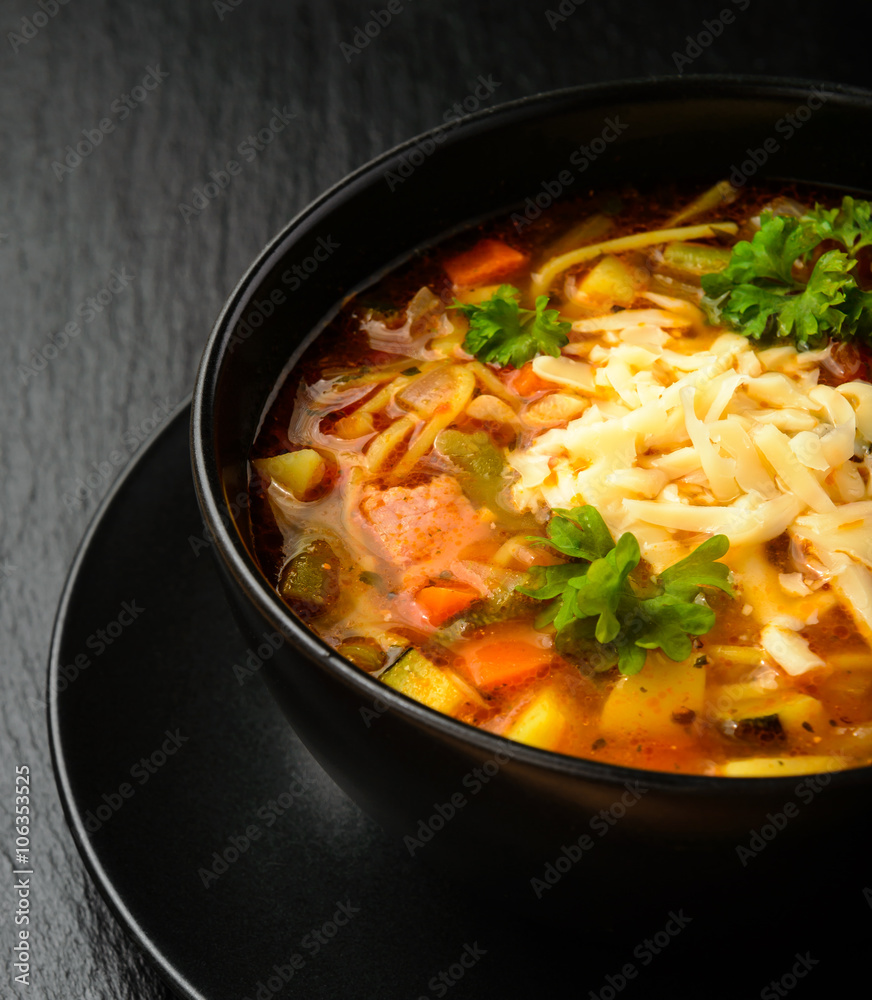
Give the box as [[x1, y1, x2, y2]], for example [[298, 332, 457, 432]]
[[391, 367, 476, 479], [531, 222, 738, 297], [366, 414, 419, 472], [466, 360, 521, 408]]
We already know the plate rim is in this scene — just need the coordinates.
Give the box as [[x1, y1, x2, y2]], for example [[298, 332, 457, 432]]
[[47, 399, 207, 1000]]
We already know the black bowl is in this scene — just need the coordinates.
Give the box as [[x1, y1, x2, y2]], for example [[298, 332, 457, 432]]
[[192, 76, 872, 913]]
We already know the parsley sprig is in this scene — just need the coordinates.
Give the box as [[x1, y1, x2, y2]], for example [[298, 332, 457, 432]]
[[453, 284, 570, 368], [518, 506, 733, 676], [701, 196, 872, 348]]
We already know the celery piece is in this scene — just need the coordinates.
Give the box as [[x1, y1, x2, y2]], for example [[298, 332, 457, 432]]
[[279, 539, 340, 617], [661, 242, 732, 277], [435, 429, 539, 532]]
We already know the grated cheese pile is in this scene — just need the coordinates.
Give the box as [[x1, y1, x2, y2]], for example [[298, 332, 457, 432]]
[[507, 291, 872, 675]]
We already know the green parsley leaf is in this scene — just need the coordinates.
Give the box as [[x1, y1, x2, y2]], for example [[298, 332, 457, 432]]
[[656, 533, 734, 601], [533, 504, 615, 562], [701, 195, 872, 349], [518, 506, 732, 676], [453, 284, 570, 368], [803, 196, 872, 255]]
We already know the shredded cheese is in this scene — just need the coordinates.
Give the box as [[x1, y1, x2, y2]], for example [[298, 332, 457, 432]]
[[507, 295, 872, 671]]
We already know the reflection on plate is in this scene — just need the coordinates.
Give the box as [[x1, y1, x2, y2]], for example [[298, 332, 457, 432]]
[[49, 404, 869, 999]]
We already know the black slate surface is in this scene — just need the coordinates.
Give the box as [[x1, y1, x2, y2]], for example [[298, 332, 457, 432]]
[[2, 3, 872, 998]]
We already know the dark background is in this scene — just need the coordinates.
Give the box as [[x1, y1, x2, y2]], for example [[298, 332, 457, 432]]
[[1, 2, 870, 998]]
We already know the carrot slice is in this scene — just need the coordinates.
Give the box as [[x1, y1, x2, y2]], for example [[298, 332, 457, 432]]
[[465, 640, 552, 691], [443, 239, 529, 287], [416, 585, 478, 626], [511, 362, 552, 396]]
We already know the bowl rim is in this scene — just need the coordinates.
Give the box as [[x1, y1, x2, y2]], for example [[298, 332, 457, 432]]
[[192, 73, 872, 795]]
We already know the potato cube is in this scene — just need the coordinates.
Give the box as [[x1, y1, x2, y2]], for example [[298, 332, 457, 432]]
[[600, 653, 705, 744], [255, 449, 325, 499], [506, 686, 568, 751]]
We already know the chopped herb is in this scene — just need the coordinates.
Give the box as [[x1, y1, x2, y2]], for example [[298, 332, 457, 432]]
[[694, 655, 708, 667], [518, 505, 733, 676], [591, 737, 607, 751], [401, 366, 421, 376], [701, 196, 872, 348], [452, 284, 570, 368], [359, 571, 383, 587]]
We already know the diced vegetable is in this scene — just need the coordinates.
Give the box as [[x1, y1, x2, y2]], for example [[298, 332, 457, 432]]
[[416, 585, 479, 626], [279, 539, 340, 617], [437, 427, 504, 482], [255, 449, 326, 499], [573, 254, 641, 308], [452, 591, 536, 632], [714, 685, 830, 739], [438, 574, 538, 642], [465, 637, 552, 691], [776, 694, 830, 737], [381, 648, 473, 715], [661, 242, 732, 276], [336, 637, 387, 672], [505, 686, 568, 751], [600, 652, 706, 742], [435, 428, 539, 532], [443, 239, 529, 287]]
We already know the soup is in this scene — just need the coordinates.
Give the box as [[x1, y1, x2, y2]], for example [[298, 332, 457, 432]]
[[248, 182, 872, 776]]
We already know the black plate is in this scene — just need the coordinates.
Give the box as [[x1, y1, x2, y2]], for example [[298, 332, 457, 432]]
[[50, 404, 870, 999]]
